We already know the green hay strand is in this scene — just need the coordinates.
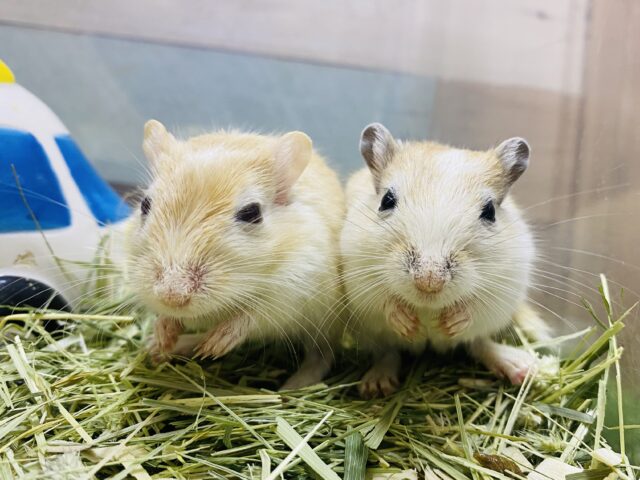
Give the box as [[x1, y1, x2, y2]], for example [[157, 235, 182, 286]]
[[0, 276, 637, 479]]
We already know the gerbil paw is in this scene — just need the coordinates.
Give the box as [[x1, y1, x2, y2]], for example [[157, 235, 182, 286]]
[[193, 321, 245, 360], [359, 365, 400, 399], [385, 298, 419, 339], [487, 346, 537, 386], [280, 371, 320, 391], [280, 348, 332, 391], [148, 317, 183, 364], [439, 304, 471, 337], [171, 334, 204, 358], [147, 340, 172, 366], [194, 335, 235, 360]]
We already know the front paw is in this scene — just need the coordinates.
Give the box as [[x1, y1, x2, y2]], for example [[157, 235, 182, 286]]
[[384, 297, 419, 339], [171, 333, 204, 358], [147, 340, 172, 366], [194, 318, 248, 360], [147, 317, 183, 365], [439, 304, 471, 337]]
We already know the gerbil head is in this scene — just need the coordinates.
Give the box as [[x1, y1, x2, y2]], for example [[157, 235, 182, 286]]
[[127, 119, 313, 319], [357, 123, 532, 309]]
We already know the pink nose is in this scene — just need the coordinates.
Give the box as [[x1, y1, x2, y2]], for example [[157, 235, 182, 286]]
[[154, 264, 205, 309], [159, 291, 191, 308], [414, 273, 445, 294]]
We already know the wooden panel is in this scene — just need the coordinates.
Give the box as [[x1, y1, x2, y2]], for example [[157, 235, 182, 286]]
[[575, 0, 640, 194], [0, 0, 587, 93], [569, 0, 640, 370]]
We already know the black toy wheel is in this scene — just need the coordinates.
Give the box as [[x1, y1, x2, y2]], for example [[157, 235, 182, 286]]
[[0, 276, 70, 331]]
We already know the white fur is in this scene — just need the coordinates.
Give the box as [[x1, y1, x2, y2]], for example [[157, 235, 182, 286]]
[[341, 135, 538, 393]]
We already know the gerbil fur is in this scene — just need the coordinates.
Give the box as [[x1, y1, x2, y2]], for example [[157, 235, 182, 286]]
[[340, 123, 548, 397], [125, 120, 345, 389]]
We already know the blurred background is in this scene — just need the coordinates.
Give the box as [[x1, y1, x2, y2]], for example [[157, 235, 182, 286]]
[[2, 0, 639, 457]]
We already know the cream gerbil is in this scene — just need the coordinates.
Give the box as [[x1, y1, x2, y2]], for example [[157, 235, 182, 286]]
[[125, 120, 345, 389], [341, 123, 549, 398]]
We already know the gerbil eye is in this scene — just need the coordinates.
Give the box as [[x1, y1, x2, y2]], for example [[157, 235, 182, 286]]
[[480, 200, 496, 223], [379, 189, 397, 212], [141, 196, 151, 216], [236, 202, 262, 224]]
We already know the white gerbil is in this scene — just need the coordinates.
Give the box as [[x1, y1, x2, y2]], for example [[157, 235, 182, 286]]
[[340, 123, 549, 398], [125, 120, 345, 389]]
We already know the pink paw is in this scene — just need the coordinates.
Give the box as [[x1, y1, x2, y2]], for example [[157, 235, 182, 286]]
[[148, 317, 182, 365], [385, 298, 419, 339], [194, 329, 236, 360], [489, 346, 537, 385], [194, 317, 250, 360], [359, 367, 400, 399], [170, 334, 203, 357], [147, 341, 172, 366], [439, 304, 471, 337]]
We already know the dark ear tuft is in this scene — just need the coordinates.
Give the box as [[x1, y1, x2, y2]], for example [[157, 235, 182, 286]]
[[496, 137, 530, 185], [360, 123, 396, 190]]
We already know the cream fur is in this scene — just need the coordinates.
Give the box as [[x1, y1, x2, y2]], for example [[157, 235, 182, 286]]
[[126, 122, 345, 373]]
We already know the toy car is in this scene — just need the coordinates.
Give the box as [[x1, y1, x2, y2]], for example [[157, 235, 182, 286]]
[[0, 60, 131, 320]]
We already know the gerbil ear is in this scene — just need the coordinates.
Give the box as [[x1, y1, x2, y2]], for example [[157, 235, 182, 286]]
[[274, 131, 312, 205], [143, 119, 175, 167], [360, 123, 397, 191], [496, 137, 530, 186]]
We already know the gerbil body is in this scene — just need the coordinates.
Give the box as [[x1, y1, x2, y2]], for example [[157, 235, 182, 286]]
[[125, 121, 345, 388], [340, 123, 547, 397]]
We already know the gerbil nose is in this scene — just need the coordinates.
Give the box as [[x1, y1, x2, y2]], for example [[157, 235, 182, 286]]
[[154, 264, 205, 309], [154, 280, 193, 308], [159, 291, 192, 308], [414, 272, 445, 294], [407, 250, 450, 294]]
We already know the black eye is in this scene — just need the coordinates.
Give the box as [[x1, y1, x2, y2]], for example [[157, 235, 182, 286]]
[[141, 196, 151, 216], [379, 189, 397, 211], [480, 200, 496, 223], [236, 202, 262, 224]]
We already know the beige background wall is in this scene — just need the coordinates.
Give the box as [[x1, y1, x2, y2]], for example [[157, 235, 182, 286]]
[[1, 0, 588, 93]]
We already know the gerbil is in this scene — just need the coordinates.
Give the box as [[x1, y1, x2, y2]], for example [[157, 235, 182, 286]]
[[125, 120, 345, 389], [340, 123, 549, 398]]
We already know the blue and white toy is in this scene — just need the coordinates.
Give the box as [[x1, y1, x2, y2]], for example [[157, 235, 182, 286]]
[[0, 60, 130, 317]]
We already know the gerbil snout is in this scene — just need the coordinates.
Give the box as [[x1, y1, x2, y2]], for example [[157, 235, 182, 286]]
[[414, 272, 446, 294], [407, 250, 453, 295], [153, 264, 206, 309]]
